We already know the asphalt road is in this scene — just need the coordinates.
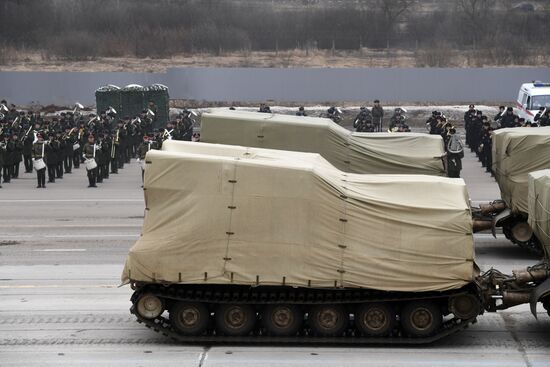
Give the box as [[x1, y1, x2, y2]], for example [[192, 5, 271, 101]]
[[0, 149, 549, 367]]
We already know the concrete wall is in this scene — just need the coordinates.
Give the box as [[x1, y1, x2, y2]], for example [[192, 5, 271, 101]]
[[1, 67, 549, 106]]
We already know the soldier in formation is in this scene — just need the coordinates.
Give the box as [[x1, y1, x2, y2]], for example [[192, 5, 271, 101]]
[[463, 104, 542, 176], [0, 99, 198, 189]]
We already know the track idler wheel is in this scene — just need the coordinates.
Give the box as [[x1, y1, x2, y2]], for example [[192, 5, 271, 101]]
[[401, 300, 442, 337], [449, 294, 481, 320], [262, 304, 303, 336], [170, 302, 210, 336], [355, 303, 396, 337], [215, 304, 256, 336], [309, 305, 348, 337], [136, 293, 165, 319], [503, 221, 543, 256]]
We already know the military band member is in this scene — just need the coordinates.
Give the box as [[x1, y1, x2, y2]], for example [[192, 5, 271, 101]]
[[2, 133, 12, 183], [62, 126, 75, 174], [10, 132, 23, 178], [54, 130, 64, 179], [137, 134, 157, 185], [22, 123, 35, 173], [32, 133, 47, 188], [99, 131, 111, 180], [82, 134, 99, 188]]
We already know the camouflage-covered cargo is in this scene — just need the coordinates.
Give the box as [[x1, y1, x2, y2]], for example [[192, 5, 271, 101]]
[[492, 127, 550, 214], [200, 110, 446, 176], [528, 170, 550, 258], [95, 83, 169, 127]]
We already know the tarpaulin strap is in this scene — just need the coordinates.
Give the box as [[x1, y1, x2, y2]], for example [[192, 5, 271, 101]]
[[337, 172, 350, 287], [222, 159, 239, 274], [344, 133, 352, 171]]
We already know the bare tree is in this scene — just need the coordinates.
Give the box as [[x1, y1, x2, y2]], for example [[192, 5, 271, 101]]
[[456, 0, 496, 48], [377, 0, 416, 48]]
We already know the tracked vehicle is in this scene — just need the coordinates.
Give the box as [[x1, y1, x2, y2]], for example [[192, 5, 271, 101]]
[[475, 127, 550, 255], [200, 110, 447, 176], [122, 141, 550, 344]]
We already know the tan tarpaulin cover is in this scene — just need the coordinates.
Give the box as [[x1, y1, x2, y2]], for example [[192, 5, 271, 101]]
[[528, 170, 550, 258], [200, 110, 446, 176], [492, 127, 550, 214], [122, 141, 475, 292]]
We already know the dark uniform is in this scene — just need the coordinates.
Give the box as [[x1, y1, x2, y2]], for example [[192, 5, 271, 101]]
[[479, 124, 493, 173], [45, 134, 58, 183], [463, 105, 476, 150], [83, 140, 99, 188], [0, 139, 4, 187], [3, 134, 13, 183], [22, 126, 35, 173], [62, 128, 75, 174], [371, 100, 384, 132], [32, 139, 47, 188], [10, 134, 23, 178], [499, 108, 518, 128]]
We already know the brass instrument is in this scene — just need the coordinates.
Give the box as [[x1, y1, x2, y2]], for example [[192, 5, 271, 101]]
[[11, 116, 20, 128], [21, 125, 33, 142], [62, 128, 75, 141], [73, 102, 84, 115], [111, 129, 119, 159]]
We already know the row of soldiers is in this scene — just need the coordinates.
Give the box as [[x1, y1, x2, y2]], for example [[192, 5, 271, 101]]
[[0, 101, 195, 188], [463, 105, 548, 175]]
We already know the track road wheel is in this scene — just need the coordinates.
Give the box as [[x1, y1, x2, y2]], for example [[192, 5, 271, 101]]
[[309, 305, 348, 337], [401, 301, 442, 338], [262, 304, 303, 336], [215, 304, 256, 336], [136, 293, 164, 319], [355, 303, 396, 337], [170, 302, 209, 336]]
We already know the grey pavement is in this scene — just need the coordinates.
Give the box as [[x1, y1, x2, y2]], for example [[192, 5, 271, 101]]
[[0, 154, 549, 367]]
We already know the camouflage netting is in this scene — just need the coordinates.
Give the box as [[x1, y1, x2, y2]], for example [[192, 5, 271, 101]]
[[143, 84, 170, 126], [95, 84, 121, 117], [95, 83, 170, 127], [120, 84, 144, 119]]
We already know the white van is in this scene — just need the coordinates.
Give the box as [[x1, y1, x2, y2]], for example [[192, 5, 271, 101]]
[[517, 81, 550, 123]]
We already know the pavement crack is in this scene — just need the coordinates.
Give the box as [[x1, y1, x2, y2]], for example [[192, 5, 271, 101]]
[[500, 313, 533, 367], [198, 346, 210, 367]]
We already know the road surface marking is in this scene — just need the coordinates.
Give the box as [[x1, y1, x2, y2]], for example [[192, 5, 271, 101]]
[[0, 199, 142, 203], [32, 249, 87, 252], [45, 234, 137, 238]]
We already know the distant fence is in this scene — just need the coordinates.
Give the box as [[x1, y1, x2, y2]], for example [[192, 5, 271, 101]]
[[1, 67, 549, 106]]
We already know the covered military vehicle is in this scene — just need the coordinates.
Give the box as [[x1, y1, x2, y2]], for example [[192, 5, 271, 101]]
[[123, 141, 549, 344], [478, 127, 550, 254], [200, 110, 447, 176], [528, 170, 550, 259]]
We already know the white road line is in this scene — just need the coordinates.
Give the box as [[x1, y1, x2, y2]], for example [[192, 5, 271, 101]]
[[0, 224, 141, 228], [45, 234, 138, 238], [1, 234, 138, 239], [0, 199, 142, 204], [32, 249, 87, 252]]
